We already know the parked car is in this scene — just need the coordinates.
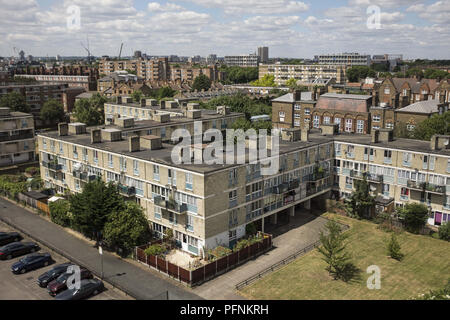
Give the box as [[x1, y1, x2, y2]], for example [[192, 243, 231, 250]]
[[0, 242, 40, 260], [55, 279, 104, 300], [0, 232, 22, 246], [47, 267, 93, 296], [11, 253, 53, 274], [37, 263, 72, 288]]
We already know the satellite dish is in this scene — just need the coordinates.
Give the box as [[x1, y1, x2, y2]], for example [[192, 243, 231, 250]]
[[444, 139, 449, 146]]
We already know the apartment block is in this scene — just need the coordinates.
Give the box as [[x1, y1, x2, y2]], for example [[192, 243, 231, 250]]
[[99, 57, 170, 82], [0, 107, 35, 167], [315, 53, 371, 66], [259, 64, 345, 86], [224, 54, 259, 67]]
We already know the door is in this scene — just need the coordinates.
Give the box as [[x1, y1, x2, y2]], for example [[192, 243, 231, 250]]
[[435, 212, 442, 225]]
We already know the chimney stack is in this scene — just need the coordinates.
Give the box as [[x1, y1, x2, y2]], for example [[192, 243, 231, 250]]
[[129, 136, 140, 152], [91, 129, 102, 144], [58, 123, 69, 136], [301, 127, 309, 142]]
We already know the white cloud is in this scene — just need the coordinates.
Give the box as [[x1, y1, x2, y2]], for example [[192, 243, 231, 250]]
[[148, 2, 184, 12], [181, 0, 309, 14], [407, 0, 450, 24]]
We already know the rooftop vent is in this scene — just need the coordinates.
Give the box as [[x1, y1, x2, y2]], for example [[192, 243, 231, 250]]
[[140, 135, 162, 150], [91, 129, 102, 144], [430, 135, 450, 151], [58, 123, 68, 136], [68, 123, 87, 135], [129, 136, 140, 152]]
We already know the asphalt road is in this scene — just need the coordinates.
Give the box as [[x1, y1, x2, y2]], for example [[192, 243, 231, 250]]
[[0, 197, 201, 300], [0, 220, 130, 300]]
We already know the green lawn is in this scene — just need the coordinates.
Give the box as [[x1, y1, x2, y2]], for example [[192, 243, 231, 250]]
[[240, 214, 450, 300]]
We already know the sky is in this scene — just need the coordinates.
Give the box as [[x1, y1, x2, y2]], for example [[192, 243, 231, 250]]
[[0, 0, 449, 59]]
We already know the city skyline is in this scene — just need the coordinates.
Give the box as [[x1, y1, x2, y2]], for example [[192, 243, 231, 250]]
[[0, 0, 449, 60]]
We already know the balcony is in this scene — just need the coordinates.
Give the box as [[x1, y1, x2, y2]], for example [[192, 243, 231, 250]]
[[350, 171, 383, 183], [384, 157, 392, 165], [118, 184, 136, 197], [72, 170, 97, 182], [0, 132, 34, 142], [407, 180, 446, 194], [246, 171, 261, 183], [154, 196, 187, 214], [42, 161, 62, 171]]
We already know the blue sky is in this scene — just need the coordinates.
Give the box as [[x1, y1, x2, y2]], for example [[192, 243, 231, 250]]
[[0, 0, 449, 59]]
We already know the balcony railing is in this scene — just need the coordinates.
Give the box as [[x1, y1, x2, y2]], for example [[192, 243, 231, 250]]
[[350, 171, 383, 183], [0, 132, 34, 142], [42, 161, 62, 171], [118, 184, 136, 197], [154, 196, 188, 214], [407, 180, 446, 194]]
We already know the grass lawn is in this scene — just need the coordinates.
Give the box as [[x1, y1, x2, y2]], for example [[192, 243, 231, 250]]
[[240, 213, 450, 300]]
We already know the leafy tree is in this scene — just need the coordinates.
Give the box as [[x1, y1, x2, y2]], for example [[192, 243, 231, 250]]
[[40, 99, 65, 125], [346, 66, 376, 82], [0, 92, 30, 113], [317, 220, 354, 281], [397, 203, 429, 233], [49, 200, 72, 227], [394, 121, 413, 139], [156, 87, 176, 100], [413, 111, 450, 141], [345, 174, 375, 219], [73, 93, 107, 126], [125, 69, 137, 75], [131, 90, 143, 103], [250, 74, 277, 87], [220, 66, 259, 84], [438, 222, 450, 241], [104, 201, 151, 254], [70, 179, 125, 241], [387, 233, 404, 261], [245, 222, 257, 236], [192, 74, 212, 92]]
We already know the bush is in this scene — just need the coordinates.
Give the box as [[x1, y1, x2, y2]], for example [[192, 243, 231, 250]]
[[234, 239, 250, 251], [144, 244, 166, 257], [438, 223, 450, 241], [49, 200, 72, 227], [387, 233, 404, 261], [246, 222, 257, 236], [0, 175, 27, 199], [25, 167, 39, 176], [208, 246, 232, 261]]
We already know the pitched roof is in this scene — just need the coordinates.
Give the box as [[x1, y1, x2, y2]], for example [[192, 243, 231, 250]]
[[272, 92, 315, 103], [396, 99, 442, 114], [316, 93, 372, 113]]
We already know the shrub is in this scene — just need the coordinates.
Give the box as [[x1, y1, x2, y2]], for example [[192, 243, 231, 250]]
[[49, 200, 71, 227], [234, 239, 250, 251], [25, 167, 39, 176], [438, 223, 450, 241], [387, 233, 404, 261], [144, 244, 166, 257], [210, 246, 232, 259]]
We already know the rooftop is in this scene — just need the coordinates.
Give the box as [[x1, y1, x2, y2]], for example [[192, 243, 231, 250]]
[[396, 99, 444, 114], [272, 92, 315, 103]]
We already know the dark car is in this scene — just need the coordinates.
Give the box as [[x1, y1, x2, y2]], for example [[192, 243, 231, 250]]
[[55, 279, 104, 300], [47, 267, 93, 296], [11, 253, 52, 274], [37, 263, 72, 288], [0, 242, 40, 260], [0, 232, 23, 246]]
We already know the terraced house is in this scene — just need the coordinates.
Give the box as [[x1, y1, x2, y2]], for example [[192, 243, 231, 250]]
[[37, 114, 450, 256]]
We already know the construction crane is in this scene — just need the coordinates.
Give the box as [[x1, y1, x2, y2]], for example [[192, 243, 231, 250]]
[[81, 35, 92, 64], [118, 43, 124, 59]]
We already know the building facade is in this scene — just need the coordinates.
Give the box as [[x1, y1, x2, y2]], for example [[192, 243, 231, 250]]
[[224, 54, 259, 67], [0, 107, 35, 167], [259, 64, 345, 86], [315, 53, 371, 66]]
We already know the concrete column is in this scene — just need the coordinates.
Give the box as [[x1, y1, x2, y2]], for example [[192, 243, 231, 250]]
[[304, 199, 311, 210], [261, 217, 265, 233], [290, 206, 295, 217], [272, 213, 278, 225]]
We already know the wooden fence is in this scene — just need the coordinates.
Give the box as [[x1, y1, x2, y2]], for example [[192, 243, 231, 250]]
[[135, 234, 272, 287]]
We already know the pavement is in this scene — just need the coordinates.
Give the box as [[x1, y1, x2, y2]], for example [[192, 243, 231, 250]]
[[0, 197, 201, 300], [0, 220, 131, 300], [192, 210, 329, 300]]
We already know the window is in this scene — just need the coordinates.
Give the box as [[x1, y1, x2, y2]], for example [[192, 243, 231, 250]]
[[407, 124, 415, 131], [229, 190, 237, 208], [185, 172, 193, 190], [279, 111, 285, 122], [168, 169, 176, 186], [386, 122, 394, 129], [186, 215, 194, 232], [347, 145, 355, 158], [304, 108, 310, 115], [335, 143, 341, 156], [384, 87, 390, 94], [161, 127, 166, 138], [402, 152, 412, 166], [447, 159, 450, 173], [93, 150, 98, 164], [382, 184, 390, 196], [357, 120, 364, 133], [59, 142, 63, 154], [82, 148, 88, 161], [345, 119, 353, 132], [294, 120, 301, 127], [400, 187, 409, 200], [108, 154, 113, 168], [294, 104, 301, 110], [154, 206, 161, 220], [402, 89, 408, 96], [323, 116, 330, 124], [120, 157, 127, 172], [133, 160, 139, 176], [384, 150, 392, 163], [153, 165, 160, 181], [294, 113, 301, 118], [43, 139, 47, 150], [73, 146, 78, 159], [313, 115, 320, 128], [372, 115, 380, 122], [229, 210, 238, 227]]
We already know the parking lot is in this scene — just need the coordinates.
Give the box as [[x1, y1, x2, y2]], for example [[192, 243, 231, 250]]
[[0, 220, 133, 300]]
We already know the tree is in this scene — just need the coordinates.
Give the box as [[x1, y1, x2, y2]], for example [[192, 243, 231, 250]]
[[156, 87, 176, 100], [317, 220, 354, 281], [413, 111, 450, 141], [438, 222, 450, 241], [345, 174, 375, 219], [220, 66, 259, 84], [387, 233, 404, 261], [40, 99, 65, 125], [70, 179, 125, 242], [192, 74, 212, 92], [73, 93, 107, 126], [49, 200, 71, 227], [285, 78, 298, 89], [397, 203, 429, 233], [346, 66, 376, 82], [131, 90, 143, 103], [104, 202, 151, 254], [0, 92, 30, 113], [250, 74, 277, 87], [417, 278, 450, 300]]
